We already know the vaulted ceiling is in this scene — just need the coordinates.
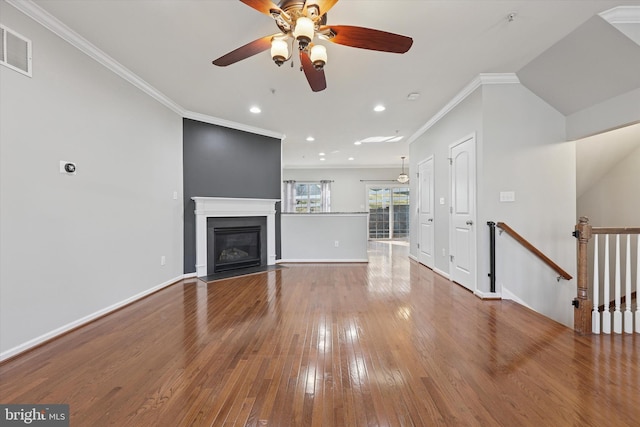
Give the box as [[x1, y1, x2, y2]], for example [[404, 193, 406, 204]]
[[15, 0, 640, 168]]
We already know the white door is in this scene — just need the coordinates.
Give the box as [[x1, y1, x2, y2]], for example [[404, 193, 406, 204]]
[[418, 157, 435, 268], [450, 135, 476, 291]]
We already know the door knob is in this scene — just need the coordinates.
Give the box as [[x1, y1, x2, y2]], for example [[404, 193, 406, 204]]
[[428, 218, 433, 222], [466, 220, 473, 226]]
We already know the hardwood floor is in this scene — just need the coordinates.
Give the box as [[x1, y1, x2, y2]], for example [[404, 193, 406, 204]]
[[1, 241, 638, 426]]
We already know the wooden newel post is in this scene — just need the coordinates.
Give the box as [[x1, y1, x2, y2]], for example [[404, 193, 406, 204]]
[[574, 216, 592, 335]]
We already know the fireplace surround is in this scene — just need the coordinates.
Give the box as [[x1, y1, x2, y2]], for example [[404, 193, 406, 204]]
[[192, 197, 279, 277]]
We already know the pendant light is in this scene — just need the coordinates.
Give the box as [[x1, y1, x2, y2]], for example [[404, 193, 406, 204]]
[[397, 156, 409, 183]]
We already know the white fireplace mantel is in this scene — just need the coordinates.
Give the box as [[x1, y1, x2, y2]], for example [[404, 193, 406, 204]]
[[192, 197, 280, 277]]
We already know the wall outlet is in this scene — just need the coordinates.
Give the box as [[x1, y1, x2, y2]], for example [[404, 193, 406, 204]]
[[172, 191, 178, 200], [160, 256, 166, 266], [439, 197, 445, 205], [442, 248, 446, 256], [334, 240, 339, 247]]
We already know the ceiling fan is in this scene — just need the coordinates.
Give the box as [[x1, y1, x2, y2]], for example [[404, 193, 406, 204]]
[[212, 0, 413, 92]]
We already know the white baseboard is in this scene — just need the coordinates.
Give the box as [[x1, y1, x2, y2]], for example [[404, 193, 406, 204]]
[[501, 287, 533, 310], [277, 259, 369, 263], [0, 274, 188, 362], [474, 290, 502, 300], [408, 254, 418, 262], [433, 267, 450, 280]]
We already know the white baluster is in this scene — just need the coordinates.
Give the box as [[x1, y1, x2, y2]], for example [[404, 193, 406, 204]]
[[613, 234, 622, 334], [624, 235, 633, 333], [636, 234, 640, 334], [592, 235, 600, 334], [603, 235, 611, 334]]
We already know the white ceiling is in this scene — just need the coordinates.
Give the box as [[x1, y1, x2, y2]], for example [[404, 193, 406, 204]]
[[21, 0, 640, 168]]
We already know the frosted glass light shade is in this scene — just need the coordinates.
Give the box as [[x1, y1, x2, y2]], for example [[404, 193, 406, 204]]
[[271, 39, 289, 65], [293, 17, 314, 47], [310, 44, 327, 69]]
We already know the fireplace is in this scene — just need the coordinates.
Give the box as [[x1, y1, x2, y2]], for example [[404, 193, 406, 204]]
[[207, 216, 267, 275], [192, 197, 279, 278], [213, 227, 261, 272]]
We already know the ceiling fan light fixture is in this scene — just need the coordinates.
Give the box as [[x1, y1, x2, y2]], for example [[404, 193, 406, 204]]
[[310, 45, 327, 70], [293, 17, 314, 49], [270, 39, 289, 66]]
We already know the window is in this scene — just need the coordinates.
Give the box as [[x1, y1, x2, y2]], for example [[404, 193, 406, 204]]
[[283, 180, 331, 213], [294, 183, 322, 213]]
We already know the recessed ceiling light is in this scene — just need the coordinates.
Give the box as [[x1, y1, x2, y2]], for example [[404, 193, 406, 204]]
[[407, 92, 420, 101], [320, 157, 326, 161], [249, 106, 261, 114], [306, 136, 315, 142], [319, 152, 325, 156], [348, 157, 354, 161], [374, 105, 386, 112], [354, 141, 362, 145]]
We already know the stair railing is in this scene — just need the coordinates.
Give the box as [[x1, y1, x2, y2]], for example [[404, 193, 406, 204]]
[[493, 222, 573, 280], [574, 217, 640, 335]]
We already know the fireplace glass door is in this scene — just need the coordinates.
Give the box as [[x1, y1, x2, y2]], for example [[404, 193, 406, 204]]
[[213, 226, 261, 272]]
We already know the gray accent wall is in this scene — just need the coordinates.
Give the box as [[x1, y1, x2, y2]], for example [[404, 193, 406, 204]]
[[183, 119, 282, 274]]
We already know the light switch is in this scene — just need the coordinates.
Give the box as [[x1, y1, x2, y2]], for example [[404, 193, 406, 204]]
[[439, 197, 445, 205], [500, 191, 515, 202]]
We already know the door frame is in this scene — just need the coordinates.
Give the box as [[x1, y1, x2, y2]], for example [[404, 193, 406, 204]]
[[448, 133, 477, 291]]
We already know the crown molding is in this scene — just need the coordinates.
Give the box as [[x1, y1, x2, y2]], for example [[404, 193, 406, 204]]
[[6, 0, 184, 115], [600, 6, 640, 24], [183, 111, 284, 140], [6, 0, 284, 140], [407, 73, 520, 144]]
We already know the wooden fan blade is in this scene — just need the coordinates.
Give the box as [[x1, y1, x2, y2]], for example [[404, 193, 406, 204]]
[[306, 0, 339, 15], [212, 34, 276, 66], [321, 25, 413, 53], [299, 50, 327, 92], [239, 0, 282, 16]]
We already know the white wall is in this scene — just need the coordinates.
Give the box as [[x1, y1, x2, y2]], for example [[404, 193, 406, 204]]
[[578, 144, 640, 226], [283, 167, 403, 212], [0, 4, 184, 358], [281, 214, 368, 262], [481, 83, 576, 327], [409, 89, 483, 275], [409, 80, 576, 327]]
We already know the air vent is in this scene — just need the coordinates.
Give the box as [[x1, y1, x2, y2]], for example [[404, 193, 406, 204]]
[[1, 25, 32, 77]]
